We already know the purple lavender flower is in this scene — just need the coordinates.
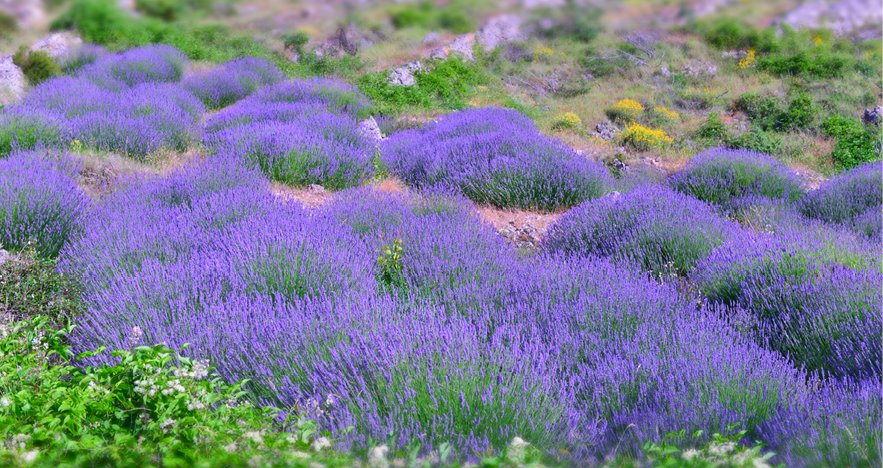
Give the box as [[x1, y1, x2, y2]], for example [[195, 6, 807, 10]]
[[183, 58, 284, 109], [251, 78, 372, 118], [544, 184, 743, 276], [0, 149, 89, 257], [696, 228, 882, 380], [800, 161, 882, 241], [16, 77, 203, 158], [204, 113, 374, 189], [381, 107, 612, 211], [669, 148, 805, 212], [78, 44, 188, 88], [0, 107, 71, 156]]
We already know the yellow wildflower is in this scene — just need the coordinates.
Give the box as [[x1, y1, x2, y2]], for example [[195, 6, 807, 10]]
[[532, 45, 554, 63], [619, 123, 673, 150], [737, 48, 756, 70], [652, 106, 679, 122], [553, 112, 583, 130], [610, 99, 644, 122]]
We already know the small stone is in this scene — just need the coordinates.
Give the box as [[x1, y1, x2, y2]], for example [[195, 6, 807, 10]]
[[448, 34, 475, 61], [595, 122, 621, 141], [862, 105, 882, 126], [358, 116, 385, 141], [422, 32, 440, 46], [428, 47, 448, 60], [30, 32, 82, 58], [307, 184, 327, 194], [387, 61, 424, 86]]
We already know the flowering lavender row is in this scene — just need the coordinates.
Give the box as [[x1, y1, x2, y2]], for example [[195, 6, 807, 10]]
[[250, 78, 372, 118], [77, 44, 188, 89], [800, 161, 882, 241], [0, 149, 89, 258], [57, 165, 881, 463], [669, 148, 805, 212], [5, 75, 203, 158], [543, 184, 743, 276], [183, 58, 285, 109], [381, 107, 612, 211], [0, 108, 71, 156], [204, 116, 374, 189], [696, 228, 882, 380]]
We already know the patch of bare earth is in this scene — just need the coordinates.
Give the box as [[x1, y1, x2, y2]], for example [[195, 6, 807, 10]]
[[476, 206, 562, 249], [271, 177, 411, 208]]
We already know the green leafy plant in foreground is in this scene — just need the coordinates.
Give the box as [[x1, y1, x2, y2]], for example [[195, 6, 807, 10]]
[[0, 315, 345, 467]]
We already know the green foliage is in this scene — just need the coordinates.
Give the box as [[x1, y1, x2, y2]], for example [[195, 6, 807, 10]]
[[783, 93, 815, 130], [695, 113, 728, 141], [0, 10, 18, 38], [293, 52, 365, 81], [607, 428, 781, 468], [52, 0, 295, 70], [733, 93, 783, 131], [0, 315, 344, 467], [581, 47, 635, 78], [821, 114, 861, 139], [727, 127, 783, 155], [282, 31, 310, 54], [388, 1, 475, 34], [357, 56, 488, 112], [0, 246, 83, 327], [756, 52, 849, 79], [134, 0, 181, 21], [831, 125, 881, 170], [12, 47, 61, 85], [376, 235, 406, 293], [699, 20, 779, 53]]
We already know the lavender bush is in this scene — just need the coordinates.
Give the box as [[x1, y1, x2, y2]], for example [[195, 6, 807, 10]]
[[251, 78, 372, 118], [0, 108, 70, 156], [204, 114, 374, 189], [57, 44, 106, 74], [800, 161, 882, 241], [183, 58, 284, 109], [0, 149, 89, 257], [15, 76, 203, 157], [669, 148, 804, 212], [382, 107, 612, 211], [696, 229, 882, 380], [78, 44, 188, 88], [202, 101, 326, 134], [543, 184, 742, 276]]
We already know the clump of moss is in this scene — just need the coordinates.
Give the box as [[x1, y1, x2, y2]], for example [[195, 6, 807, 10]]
[[13, 47, 61, 85]]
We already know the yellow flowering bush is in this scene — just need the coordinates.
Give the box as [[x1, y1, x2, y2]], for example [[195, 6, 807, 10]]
[[651, 106, 679, 123], [737, 48, 756, 70], [532, 45, 554, 63], [553, 112, 583, 130], [619, 123, 673, 150], [608, 99, 644, 123], [812, 35, 823, 46]]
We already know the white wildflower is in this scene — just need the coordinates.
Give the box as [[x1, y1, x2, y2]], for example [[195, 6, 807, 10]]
[[0, 396, 11, 407], [311, 436, 331, 452], [286, 434, 299, 444], [308, 462, 325, 468], [291, 451, 310, 459], [247, 455, 264, 468], [159, 418, 176, 432], [708, 441, 736, 456], [508, 436, 529, 457], [368, 445, 389, 467], [20, 450, 38, 464], [682, 449, 700, 460], [129, 326, 142, 347], [244, 431, 264, 445], [223, 442, 238, 453]]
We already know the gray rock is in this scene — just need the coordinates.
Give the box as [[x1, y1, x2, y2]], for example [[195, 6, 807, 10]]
[[0, 55, 25, 107], [358, 116, 385, 141], [388, 61, 425, 86], [863, 106, 883, 126], [307, 184, 327, 195], [595, 122, 621, 141], [423, 32, 440, 46], [499, 221, 540, 250], [30, 32, 83, 58], [428, 47, 448, 60], [448, 34, 475, 61], [777, 0, 882, 36], [477, 14, 524, 51]]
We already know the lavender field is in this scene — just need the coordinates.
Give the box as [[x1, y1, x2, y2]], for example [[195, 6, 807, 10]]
[[0, 33, 880, 468]]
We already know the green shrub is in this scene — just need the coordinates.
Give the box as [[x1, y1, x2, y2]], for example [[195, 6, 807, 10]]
[[390, 1, 434, 29], [535, 0, 603, 43], [282, 30, 310, 54], [695, 113, 729, 141], [699, 19, 778, 52], [733, 93, 784, 131], [0, 246, 83, 328], [581, 47, 635, 78], [0, 315, 343, 467], [0, 10, 17, 38], [831, 125, 881, 169], [51, 0, 141, 45], [821, 114, 861, 139], [134, 0, 182, 21], [728, 127, 783, 155], [12, 47, 61, 85], [437, 8, 474, 34], [358, 56, 488, 112], [756, 52, 849, 79], [783, 93, 815, 130]]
